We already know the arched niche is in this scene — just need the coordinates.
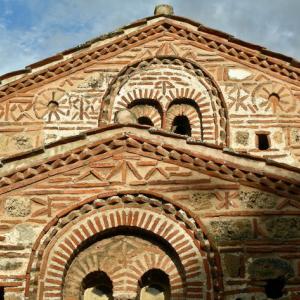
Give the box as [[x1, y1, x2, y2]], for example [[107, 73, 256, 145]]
[[81, 271, 113, 300], [127, 99, 162, 128], [99, 56, 229, 146], [138, 269, 170, 300], [166, 98, 202, 138], [26, 193, 221, 300]]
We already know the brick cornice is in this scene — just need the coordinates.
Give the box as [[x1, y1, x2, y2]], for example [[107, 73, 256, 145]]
[[0, 17, 299, 102], [1, 125, 300, 199]]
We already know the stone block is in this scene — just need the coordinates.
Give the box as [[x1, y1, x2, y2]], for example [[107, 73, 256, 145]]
[[4, 224, 39, 247], [223, 254, 242, 277], [239, 191, 277, 209], [227, 68, 252, 80], [273, 131, 283, 144], [291, 128, 300, 144], [5, 197, 31, 217], [209, 219, 253, 241], [189, 192, 214, 210], [114, 109, 137, 124], [0, 259, 22, 271], [5, 295, 23, 300], [235, 131, 249, 146], [12, 135, 33, 150], [248, 257, 294, 280], [264, 217, 300, 239]]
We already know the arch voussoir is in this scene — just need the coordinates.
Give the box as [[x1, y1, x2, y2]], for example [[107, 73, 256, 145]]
[[26, 193, 219, 300]]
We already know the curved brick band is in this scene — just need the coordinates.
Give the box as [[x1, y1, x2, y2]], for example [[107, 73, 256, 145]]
[[130, 104, 162, 127], [64, 232, 184, 299], [25, 193, 220, 300], [99, 56, 229, 146]]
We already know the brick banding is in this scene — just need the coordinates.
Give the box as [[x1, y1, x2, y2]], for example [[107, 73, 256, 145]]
[[1, 129, 300, 199], [25, 193, 219, 300], [99, 56, 229, 146]]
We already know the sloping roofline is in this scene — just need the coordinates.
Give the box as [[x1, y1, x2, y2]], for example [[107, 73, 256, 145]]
[[1, 124, 300, 199], [0, 13, 299, 87]]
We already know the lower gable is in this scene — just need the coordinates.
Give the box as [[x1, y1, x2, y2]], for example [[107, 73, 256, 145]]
[[0, 126, 300, 298]]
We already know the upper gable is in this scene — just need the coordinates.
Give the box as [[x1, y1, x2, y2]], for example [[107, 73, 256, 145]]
[[0, 14, 300, 167]]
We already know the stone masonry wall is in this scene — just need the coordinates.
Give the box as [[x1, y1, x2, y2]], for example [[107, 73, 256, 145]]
[[0, 14, 300, 300], [0, 128, 299, 299]]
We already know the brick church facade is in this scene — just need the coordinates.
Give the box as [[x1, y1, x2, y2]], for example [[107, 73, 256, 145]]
[[0, 4, 300, 300]]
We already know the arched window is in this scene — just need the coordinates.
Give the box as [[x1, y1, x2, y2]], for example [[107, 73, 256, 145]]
[[172, 115, 191, 136], [166, 99, 202, 139], [81, 271, 113, 300], [128, 99, 162, 128], [139, 269, 170, 300]]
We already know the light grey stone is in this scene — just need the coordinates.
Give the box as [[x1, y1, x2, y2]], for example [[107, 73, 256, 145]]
[[5, 197, 31, 217], [4, 224, 39, 247]]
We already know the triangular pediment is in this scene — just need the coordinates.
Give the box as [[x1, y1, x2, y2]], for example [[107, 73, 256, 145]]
[[0, 16, 299, 102], [1, 125, 300, 201]]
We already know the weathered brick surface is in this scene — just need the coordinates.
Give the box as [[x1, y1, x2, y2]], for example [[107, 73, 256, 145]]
[[0, 6, 300, 300]]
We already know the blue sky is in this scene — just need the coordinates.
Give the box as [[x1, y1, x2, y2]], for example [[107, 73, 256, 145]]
[[0, 0, 299, 75]]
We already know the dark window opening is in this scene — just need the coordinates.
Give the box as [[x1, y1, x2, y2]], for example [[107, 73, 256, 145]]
[[172, 115, 191, 136], [138, 116, 154, 126], [257, 133, 270, 150], [0, 287, 4, 300], [265, 277, 286, 299], [139, 269, 170, 300], [81, 271, 113, 300]]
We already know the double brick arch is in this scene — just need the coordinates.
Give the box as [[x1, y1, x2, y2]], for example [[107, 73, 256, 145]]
[[26, 192, 222, 300], [99, 56, 229, 146]]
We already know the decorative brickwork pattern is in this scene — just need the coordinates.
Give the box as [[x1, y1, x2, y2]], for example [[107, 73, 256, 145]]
[[26, 194, 217, 300], [1, 9, 300, 300], [0, 18, 299, 103], [1, 129, 299, 199], [101, 56, 228, 145]]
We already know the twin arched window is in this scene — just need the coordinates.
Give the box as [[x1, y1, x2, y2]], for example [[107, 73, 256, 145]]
[[124, 98, 201, 139], [81, 269, 170, 300]]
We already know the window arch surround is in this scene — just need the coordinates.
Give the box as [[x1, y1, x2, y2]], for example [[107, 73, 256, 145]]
[[25, 192, 222, 300], [129, 98, 163, 128], [166, 98, 203, 138], [99, 56, 229, 146]]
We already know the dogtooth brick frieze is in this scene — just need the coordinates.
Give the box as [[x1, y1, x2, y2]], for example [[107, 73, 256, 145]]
[[0, 4, 300, 300]]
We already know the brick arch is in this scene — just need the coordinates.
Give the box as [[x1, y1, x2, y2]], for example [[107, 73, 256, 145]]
[[99, 56, 229, 146], [166, 103, 201, 138], [113, 89, 164, 112], [25, 193, 221, 300], [130, 104, 161, 127]]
